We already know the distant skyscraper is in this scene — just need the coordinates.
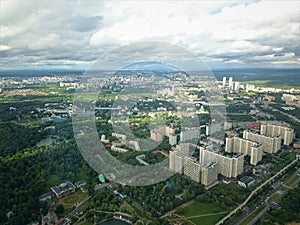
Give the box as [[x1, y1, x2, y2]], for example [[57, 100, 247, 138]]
[[228, 77, 233, 88], [234, 82, 240, 92], [231, 82, 235, 91], [222, 77, 226, 87]]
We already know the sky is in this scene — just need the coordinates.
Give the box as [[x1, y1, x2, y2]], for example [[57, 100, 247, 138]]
[[0, 0, 299, 70]]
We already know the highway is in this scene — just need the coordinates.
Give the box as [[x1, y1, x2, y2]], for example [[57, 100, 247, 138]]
[[246, 169, 300, 225], [216, 158, 299, 225], [234, 167, 300, 225]]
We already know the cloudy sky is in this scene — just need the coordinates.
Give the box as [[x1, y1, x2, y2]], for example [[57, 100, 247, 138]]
[[0, 0, 299, 70]]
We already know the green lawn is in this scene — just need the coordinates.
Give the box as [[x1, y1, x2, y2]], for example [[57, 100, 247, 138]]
[[189, 213, 228, 225], [58, 191, 88, 207], [174, 202, 228, 225], [64, 195, 80, 204]]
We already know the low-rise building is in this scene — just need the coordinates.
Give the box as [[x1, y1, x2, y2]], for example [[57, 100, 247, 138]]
[[51, 181, 76, 198], [39, 192, 55, 201], [74, 180, 87, 189], [238, 176, 255, 188], [111, 145, 128, 153], [112, 132, 127, 141], [253, 166, 267, 177]]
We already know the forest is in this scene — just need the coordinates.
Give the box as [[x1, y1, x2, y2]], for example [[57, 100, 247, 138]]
[[0, 119, 98, 225]]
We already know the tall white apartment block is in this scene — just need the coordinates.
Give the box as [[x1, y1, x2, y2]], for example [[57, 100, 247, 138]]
[[260, 124, 295, 146], [234, 82, 240, 92], [225, 137, 263, 165], [183, 157, 202, 183], [222, 77, 226, 87], [199, 147, 244, 178], [243, 130, 281, 154], [228, 77, 233, 88], [169, 134, 177, 146], [201, 162, 218, 186], [180, 128, 200, 143]]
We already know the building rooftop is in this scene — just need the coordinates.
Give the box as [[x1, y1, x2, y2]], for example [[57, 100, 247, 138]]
[[39, 192, 54, 201], [239, 176, 255, 185], [51, 181, 75, 196], [203, 162, 218, 169], [74, 180, 86, 187]]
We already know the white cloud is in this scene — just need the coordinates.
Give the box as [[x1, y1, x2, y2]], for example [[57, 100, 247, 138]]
[[0, 45, 12, 51], [0, 0, 299, 69]]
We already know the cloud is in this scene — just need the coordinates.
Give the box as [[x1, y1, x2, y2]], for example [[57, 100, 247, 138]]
[[70, 16, 103, 32], [0, 0, 299, 69], [89, 1, 299, 67]]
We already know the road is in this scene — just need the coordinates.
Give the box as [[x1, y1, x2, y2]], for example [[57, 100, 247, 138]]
[[268, 104, 300, 123], [216, 158, 299, 225], [65, 183, 110, 218], [246, 169, 300, 225], [235, 167, 300, 225]]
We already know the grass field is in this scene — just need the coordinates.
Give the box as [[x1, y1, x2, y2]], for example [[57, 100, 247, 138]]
[[64, 195, 80, 204], [59, 191, 89, 207], [172, 202, 229, 225]]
